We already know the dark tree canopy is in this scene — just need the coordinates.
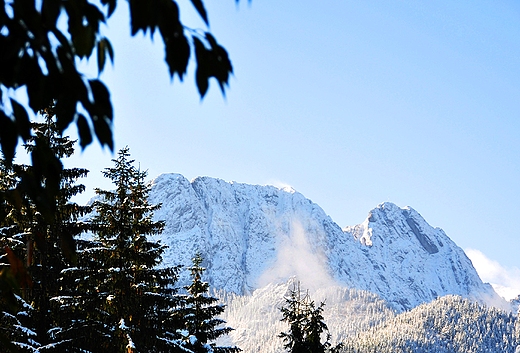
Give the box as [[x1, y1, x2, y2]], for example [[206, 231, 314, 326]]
[[0, 111, 93, 351], [0, 0, 235, 255], [55, 147, 182, 352], [279, 283, 331, 353], [0, 0, 234, 163]]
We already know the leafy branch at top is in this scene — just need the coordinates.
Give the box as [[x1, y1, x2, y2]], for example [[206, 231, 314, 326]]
[[0, 0, 234, 164]]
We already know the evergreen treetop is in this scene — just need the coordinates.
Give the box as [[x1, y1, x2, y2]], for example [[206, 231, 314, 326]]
[[0, 107, 92, 352], [279, 282, 331, 353], [180, 253, 241, 353], [72, 146, 182, 353]]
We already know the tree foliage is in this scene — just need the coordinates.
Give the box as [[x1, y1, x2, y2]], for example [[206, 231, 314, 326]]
[[179, 253, 241, 353], [1, 0, 236, 314], [279, 283, 331, 353], [0, 132, 241, 352], [56, 146, 182, 352], [0, 0, 234, 164], [0, 109, 92, 351]]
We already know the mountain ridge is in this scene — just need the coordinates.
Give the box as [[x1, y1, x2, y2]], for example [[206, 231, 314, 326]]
[[148, 173, 506, 312]]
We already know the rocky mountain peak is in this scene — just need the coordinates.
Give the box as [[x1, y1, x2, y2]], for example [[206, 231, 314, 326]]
[[150, 174, 506, 312]]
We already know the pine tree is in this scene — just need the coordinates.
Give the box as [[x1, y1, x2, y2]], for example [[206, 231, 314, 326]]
[[57, 147, 182, 352], [22, 106, 92, 350], [0, 105, 92, 351], [279, 283, 307, 353], [305, 300, 330, 353], [180, 253, 241, 353], [0, 156, 38, 353], [0, 157, 21, 226], [279, 283, 331, 353]]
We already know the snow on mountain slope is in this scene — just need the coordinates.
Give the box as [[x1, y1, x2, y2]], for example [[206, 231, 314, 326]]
[[149, 173, 505, 311], [341, 203, 503, 310], [216, 280, 396, 352]]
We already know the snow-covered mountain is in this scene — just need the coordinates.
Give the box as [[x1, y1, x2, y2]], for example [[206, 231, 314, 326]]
[[149, 173, 504, 312]]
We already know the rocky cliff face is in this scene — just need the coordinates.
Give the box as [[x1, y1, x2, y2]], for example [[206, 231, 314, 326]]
[[342, 203, 501, 310], [149, 173, 504, 311]]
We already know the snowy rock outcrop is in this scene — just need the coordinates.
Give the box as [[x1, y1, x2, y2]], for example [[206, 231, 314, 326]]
[[149, 173, 504, 311]]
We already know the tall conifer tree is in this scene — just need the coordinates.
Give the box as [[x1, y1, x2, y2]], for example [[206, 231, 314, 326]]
[[59, 147, 182, 352], [180, 253, 240, 353], [23, 106, 92, 350], [0, 105, 92, 351]]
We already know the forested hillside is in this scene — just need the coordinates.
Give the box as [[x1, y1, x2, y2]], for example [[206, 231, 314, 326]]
[[340, 295, 519, 353], [217, 283, 396, 353], [217, 282, 519, 353]]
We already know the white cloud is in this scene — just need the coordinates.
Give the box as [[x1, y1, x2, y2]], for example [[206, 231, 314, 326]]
[[465, 248, 520, 301], [264, 179, 296, 193]]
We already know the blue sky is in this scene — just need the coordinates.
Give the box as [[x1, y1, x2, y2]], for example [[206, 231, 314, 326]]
[[56, 1, 520, 296]]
